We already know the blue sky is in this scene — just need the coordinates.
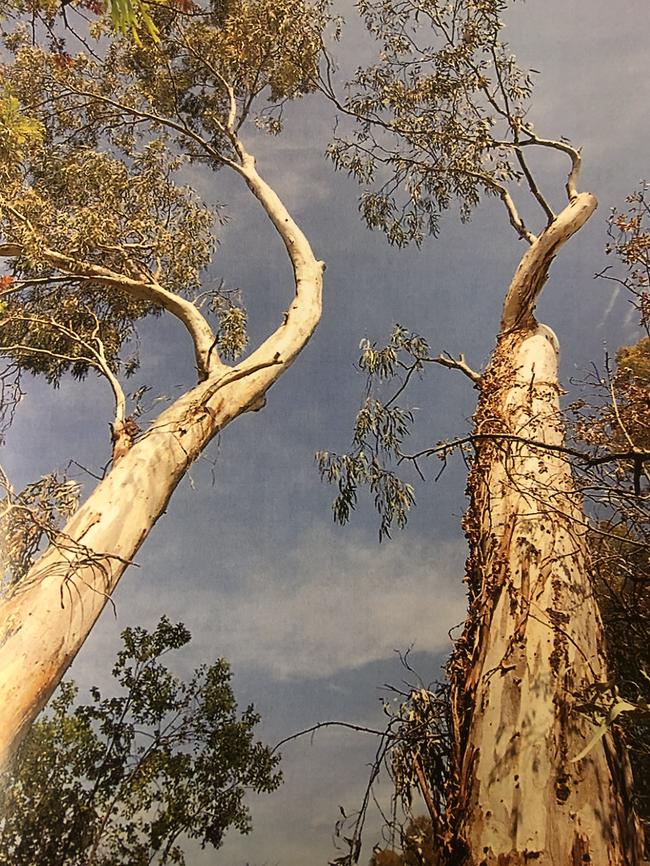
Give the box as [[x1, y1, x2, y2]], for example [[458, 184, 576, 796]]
[[3, 0, 650, 863]]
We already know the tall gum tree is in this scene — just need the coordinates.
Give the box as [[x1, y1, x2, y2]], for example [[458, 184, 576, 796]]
[[319, 0, 645, 862], [0, 0, 327, 768]]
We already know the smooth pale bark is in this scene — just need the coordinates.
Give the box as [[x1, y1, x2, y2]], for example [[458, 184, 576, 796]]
[[0, 154, 324, 769], [445, 195, 643, 865]]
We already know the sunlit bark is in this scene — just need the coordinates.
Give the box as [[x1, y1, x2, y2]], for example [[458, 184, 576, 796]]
[[445, 195, 643, 865]]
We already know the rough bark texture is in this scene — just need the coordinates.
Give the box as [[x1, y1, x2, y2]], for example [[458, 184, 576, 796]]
[[443, 195, 643, 865], [0, 154, 324, 768]]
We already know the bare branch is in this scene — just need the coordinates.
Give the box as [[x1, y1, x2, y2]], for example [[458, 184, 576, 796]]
[[399, 431, 650, 474], [519, 128, 582, 202], [464, 172, 536, 244], [513, 146, 555, 223], [271, 720, 389, 756], [0, 243, 24, 257], [430, 352, 481, 384], [501, 192, 597, 332], [221, 146, 325, 378], [498, 184, 537, 244]]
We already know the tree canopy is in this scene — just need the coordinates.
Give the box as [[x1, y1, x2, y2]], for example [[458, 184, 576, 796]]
[[0, 0, 325, 391], [0, 616, 281, 865]]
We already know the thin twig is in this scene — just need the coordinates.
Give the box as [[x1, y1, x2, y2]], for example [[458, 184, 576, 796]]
[[271, 720, 389, 756]]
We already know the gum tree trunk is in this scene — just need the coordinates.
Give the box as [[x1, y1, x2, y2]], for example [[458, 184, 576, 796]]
[[445, 194, 643, 865], [0, 155, 324, 769]]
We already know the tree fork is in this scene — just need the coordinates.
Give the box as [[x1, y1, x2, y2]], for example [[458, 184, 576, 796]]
[[443, 196, 644, 865]]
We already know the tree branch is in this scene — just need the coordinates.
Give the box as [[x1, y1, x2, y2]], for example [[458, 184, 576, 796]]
[[513, 146, 555, 223], [271, 720, 389, 756], [0, 243, 222, 380], [217, 145, 325, 380], [399, 431, 650, 472], [0, 311, 132, 458], [57, 85, 240, 171], [519, 128, 582, 202], [500, 192, 597, 333], [464, 172, 536, 244], [430, 352, 481, 383]]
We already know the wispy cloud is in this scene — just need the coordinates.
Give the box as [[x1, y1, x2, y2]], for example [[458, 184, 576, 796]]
[[197, 534, 466, 679], [84, 530, 466, 682]]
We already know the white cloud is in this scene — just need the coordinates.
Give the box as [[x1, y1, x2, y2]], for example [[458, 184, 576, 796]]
[[74, 529, 467, 687], [186, 531, 467, 680]]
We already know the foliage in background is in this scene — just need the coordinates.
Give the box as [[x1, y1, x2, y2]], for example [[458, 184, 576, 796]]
[[0, 469, 80, 590], [571, 184, 650, 849], [0, 617, 281, 865]]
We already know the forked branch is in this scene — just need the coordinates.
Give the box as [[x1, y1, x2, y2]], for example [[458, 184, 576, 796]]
[[431, 352, 481, 384]]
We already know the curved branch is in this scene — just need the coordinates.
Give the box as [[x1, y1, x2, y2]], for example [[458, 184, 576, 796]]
[[0, 244, 221, 380], [500, 192, 597, 333], [271, 720, 389, 755], [211, 145, 325, 388], [518, 129, 582, 202], [0, 311, 131, 459]]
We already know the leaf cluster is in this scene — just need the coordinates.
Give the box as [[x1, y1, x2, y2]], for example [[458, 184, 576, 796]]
[[0, 470, 80, 589], [0, 91, 44, 162], [317, 326, 429, 539], [0, 616, 281, 866], [328, 0, 535, 245], [209, 288, 248, 360]]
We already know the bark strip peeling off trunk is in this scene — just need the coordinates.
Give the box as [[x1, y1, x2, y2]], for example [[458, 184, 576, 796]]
[[445, 194, 643, 865], [0, 153, 324, 769]]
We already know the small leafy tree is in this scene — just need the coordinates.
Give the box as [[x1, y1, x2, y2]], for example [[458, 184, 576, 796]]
[[0, 616, 281, 866]]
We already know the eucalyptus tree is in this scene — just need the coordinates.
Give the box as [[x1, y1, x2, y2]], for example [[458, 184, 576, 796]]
[[0, 0, 327, 767], [318, 1, 646, 863]]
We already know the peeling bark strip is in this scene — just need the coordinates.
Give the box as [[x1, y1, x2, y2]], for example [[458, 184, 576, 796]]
[[444, 197, 643, 865], [0, 149, 324, 769]]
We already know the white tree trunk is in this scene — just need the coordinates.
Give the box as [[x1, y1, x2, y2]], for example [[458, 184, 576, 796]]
[[0, 155, 324, 769], [444, 195, 643, 864]]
